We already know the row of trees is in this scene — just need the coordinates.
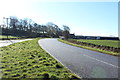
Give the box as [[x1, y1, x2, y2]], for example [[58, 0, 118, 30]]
[[0, 16, 70, 39]]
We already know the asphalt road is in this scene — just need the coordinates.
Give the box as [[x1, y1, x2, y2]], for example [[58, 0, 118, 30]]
[[0, 39, 33, 47], [38, 38, 119, 78]]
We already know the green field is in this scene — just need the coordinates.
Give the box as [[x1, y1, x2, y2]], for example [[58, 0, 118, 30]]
[[0, 38, 79, 79], [0, 35, 19, 38], [58, 39, 120, 57], [76, 39, 120, 48]]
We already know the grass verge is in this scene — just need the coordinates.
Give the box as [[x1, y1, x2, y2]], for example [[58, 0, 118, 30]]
[[76, 39, 120, 48], [58, 39, 120, 57], [0, 38, 80, 79], [0, 35, 19, 38]]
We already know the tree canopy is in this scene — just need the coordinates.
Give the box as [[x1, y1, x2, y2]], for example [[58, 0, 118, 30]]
[[62, 25, 70, 39], [0, 16, 70, 38]]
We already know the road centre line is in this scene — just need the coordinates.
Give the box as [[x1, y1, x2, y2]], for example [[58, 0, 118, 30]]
[[83, 54, 119, 68]]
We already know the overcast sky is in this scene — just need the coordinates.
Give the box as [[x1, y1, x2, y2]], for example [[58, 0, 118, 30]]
[[0, 0, 118, 37]]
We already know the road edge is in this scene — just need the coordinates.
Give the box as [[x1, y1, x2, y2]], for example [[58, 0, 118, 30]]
[[38, 39, 82, 79]]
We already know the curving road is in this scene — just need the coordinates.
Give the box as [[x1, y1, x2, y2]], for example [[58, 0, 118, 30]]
[[0, 39, 33, 47], [38, 38, 119, 78]]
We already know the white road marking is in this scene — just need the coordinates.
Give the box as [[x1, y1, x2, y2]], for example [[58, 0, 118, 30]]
[[83, 54, 119, 68]]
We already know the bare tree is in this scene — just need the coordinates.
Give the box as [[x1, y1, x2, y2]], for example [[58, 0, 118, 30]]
[[62, 25, 70, 39], [2, 16, 64, 38]]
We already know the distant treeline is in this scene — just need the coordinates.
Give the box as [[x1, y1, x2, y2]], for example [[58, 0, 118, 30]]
[[0, 16, 70, 38]]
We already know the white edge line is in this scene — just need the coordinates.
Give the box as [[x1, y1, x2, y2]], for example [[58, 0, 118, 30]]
[[58, 38, 119, 68], [38, 39, 83, 79], [83, 54, 120, 68]]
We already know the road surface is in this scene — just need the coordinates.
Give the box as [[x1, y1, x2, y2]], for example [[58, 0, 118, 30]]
[[0, 39, 33, 47], [39, 38, 119, 78]]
